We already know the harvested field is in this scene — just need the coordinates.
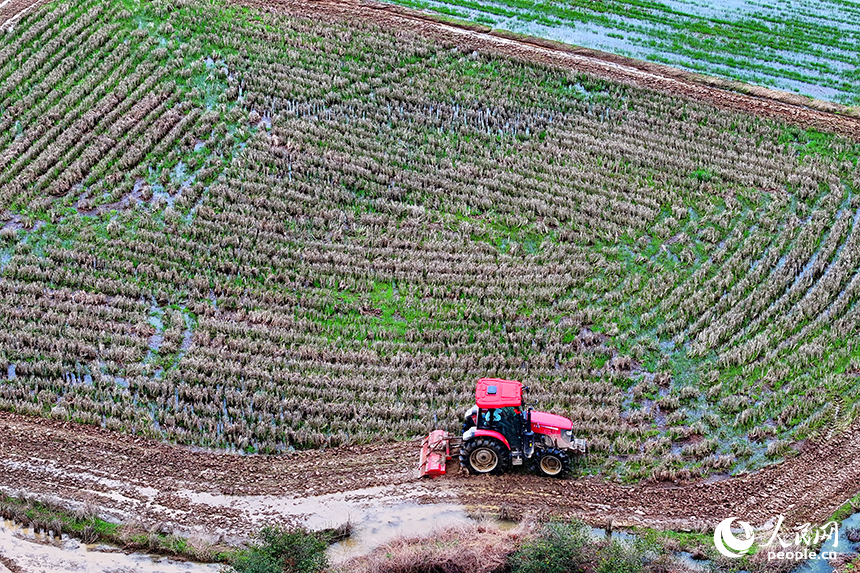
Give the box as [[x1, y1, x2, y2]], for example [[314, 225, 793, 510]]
[[234, 0, 860, 132], [2, 0, 860, 482]]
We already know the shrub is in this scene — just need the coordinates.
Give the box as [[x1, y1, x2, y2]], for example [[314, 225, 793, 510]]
[[597, 540, 648, 573], [510, 520, 591, 573], [229, 526, 328, 573]]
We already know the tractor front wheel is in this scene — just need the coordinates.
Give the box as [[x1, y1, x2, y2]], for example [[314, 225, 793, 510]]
[[460, 438, 510, 475], [532, 448, 571, 477]]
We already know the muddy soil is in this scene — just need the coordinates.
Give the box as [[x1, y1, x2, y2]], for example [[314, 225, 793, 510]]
[[0, 410, 859, 542], [0, 0, 48, 28]]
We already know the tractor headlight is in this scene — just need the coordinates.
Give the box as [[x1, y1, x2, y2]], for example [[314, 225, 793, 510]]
[[562, 429, 573, 444]]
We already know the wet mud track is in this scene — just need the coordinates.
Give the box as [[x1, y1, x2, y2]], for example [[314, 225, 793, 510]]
[[1, 411, 859, 540]]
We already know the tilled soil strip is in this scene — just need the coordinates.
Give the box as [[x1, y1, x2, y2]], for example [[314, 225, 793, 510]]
[[0, 0, 50, 28]]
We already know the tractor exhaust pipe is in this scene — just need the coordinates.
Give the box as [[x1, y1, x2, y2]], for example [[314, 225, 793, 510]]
[[523, 407, 535, 458]]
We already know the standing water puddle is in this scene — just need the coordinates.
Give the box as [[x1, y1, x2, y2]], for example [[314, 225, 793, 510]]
[[180, 484, 477, 562], [792, 511, 860, 573], [327, 501, 476, 563], [0, 521, 221, 573]]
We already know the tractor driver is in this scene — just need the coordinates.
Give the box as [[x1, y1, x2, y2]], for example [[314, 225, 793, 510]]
[[482, 406, 520, 424], [481, 407, 524, 448]]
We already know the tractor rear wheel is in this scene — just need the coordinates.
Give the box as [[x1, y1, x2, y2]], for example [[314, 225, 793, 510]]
[[460, 438, 510, 475], [532, 448, 571, 477]]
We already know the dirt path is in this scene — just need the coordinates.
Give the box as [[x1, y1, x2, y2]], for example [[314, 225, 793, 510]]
[[1, 410, 859, 541], [0, 0, 48, 28], [235, 0, 860, 140]]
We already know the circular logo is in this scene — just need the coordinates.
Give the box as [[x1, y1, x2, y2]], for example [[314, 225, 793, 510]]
[[714, 517, 755, 558]]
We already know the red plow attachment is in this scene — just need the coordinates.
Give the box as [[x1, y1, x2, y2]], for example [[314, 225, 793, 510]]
[[419, 429, 454, 477]]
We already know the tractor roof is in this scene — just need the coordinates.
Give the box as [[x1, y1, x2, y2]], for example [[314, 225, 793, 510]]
[[475, 378, 522, 408]]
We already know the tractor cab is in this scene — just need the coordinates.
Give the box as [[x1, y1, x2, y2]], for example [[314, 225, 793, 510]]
[[462, 378, 523, 429], [472, 378, 525, 448]]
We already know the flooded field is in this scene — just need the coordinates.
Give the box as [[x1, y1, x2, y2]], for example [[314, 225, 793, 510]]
[[385, 0, 860, 104]]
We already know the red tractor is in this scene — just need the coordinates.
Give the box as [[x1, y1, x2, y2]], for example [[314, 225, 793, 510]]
[[420, 378, 587, 478]]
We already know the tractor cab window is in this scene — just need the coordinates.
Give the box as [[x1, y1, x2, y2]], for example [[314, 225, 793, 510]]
[[479, 408, 499, 426], [478, 406, 523, 449]]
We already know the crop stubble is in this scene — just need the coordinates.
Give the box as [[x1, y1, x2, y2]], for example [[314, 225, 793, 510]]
[[1, 0, 860, 489]]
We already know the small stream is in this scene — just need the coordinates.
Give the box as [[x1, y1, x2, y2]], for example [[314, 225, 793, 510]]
[[0, 521, 221, 573], [587, 510, 860, 573]]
